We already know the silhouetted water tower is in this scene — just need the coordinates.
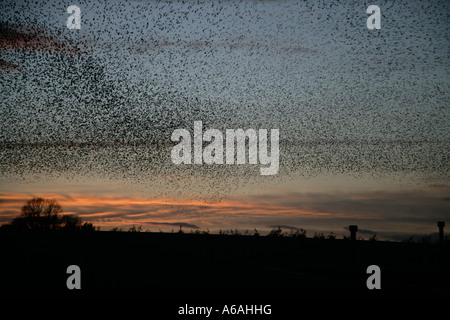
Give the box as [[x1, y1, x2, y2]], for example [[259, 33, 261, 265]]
[[349, 225, 358, 241], [438, 221, 445, 244]]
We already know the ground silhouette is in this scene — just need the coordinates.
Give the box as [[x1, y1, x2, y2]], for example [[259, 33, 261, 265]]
[[0, 199, 449, 300]]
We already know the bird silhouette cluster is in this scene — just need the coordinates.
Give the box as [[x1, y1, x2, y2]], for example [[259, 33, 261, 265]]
[[1, 0, 449, 202]]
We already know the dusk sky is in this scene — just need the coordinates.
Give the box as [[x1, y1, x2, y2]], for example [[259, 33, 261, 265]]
[[1, 0, 449, 240]]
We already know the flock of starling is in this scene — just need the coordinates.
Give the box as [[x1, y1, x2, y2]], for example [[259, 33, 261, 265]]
[[1, 0, 448, 200]]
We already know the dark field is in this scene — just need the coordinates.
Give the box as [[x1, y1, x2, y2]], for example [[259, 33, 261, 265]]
[[1, 230, 449, 300]]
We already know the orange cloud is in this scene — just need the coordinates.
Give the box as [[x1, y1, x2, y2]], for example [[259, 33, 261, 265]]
[[0, 191, 376, 230]]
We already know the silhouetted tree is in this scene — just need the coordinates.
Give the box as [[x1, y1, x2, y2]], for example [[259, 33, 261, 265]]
[[12, 197, 63, 230], [267, 227, 283, 237], [1, 197, 95, 231], [289, 228, 307, 239], [60, 214, 82, 230], [313, 232, 325, 239], [128, 225, 142, 232], [59, 214, 95, 231]]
